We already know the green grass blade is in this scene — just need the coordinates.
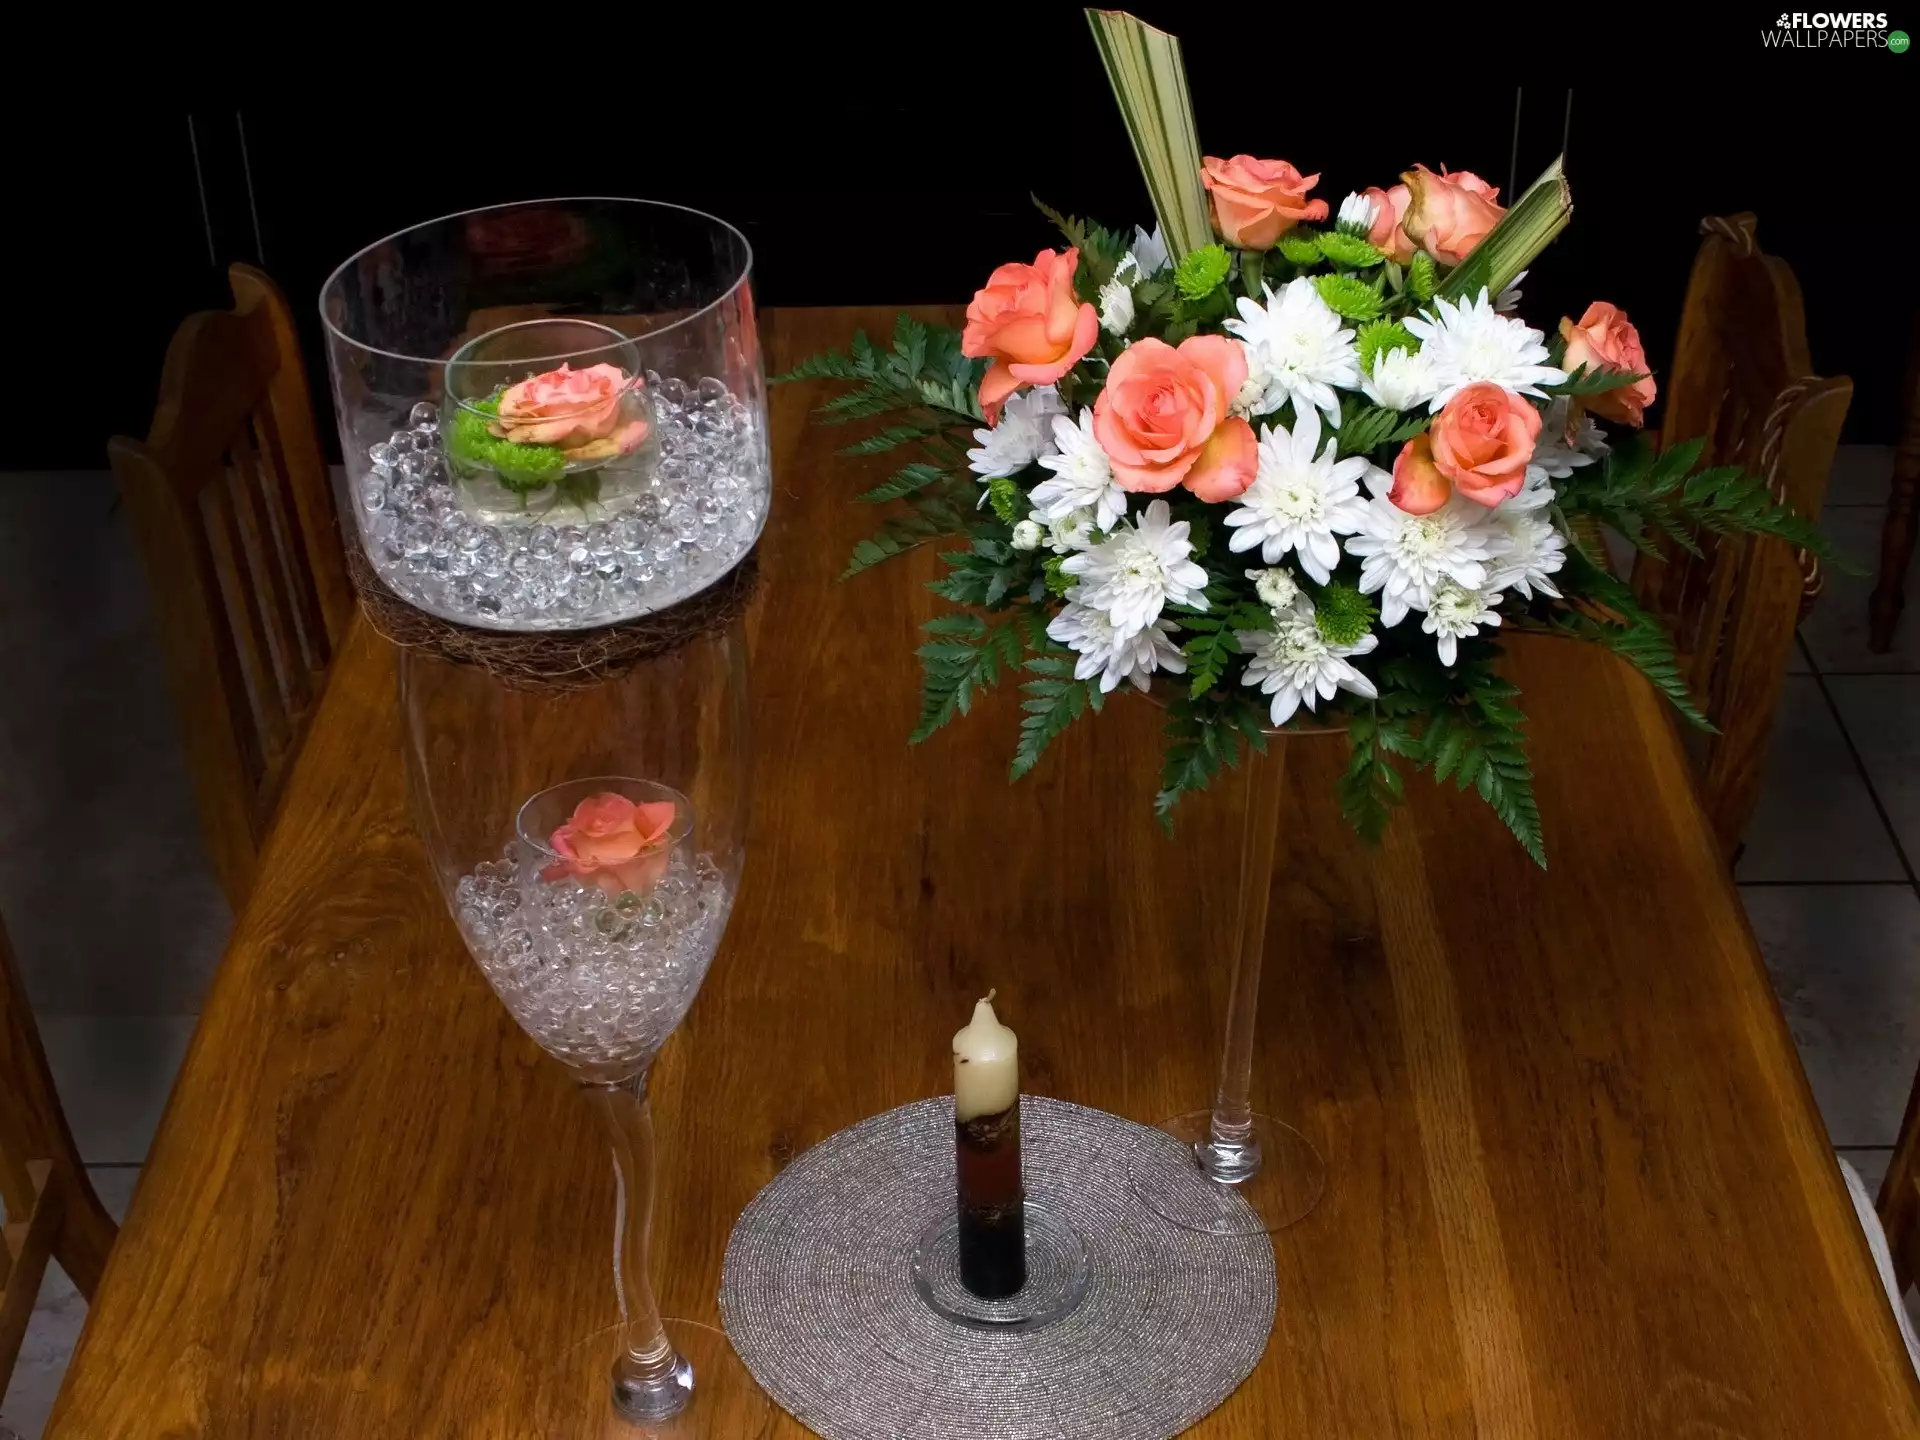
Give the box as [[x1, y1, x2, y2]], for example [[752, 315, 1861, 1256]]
[[1085, 9, 1213, 259]]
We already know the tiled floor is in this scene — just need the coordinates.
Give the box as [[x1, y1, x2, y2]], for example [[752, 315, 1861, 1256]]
[[1, 455, 1917, 1431]]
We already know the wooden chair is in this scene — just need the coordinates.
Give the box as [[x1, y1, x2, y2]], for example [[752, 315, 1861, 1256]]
[[110, 265, 353, 908], [1867, 306, 1920, 652], [1885, 1069, 1920, 1297], [1630, 214, 1852, 860], [1, 913, 117, 1386]]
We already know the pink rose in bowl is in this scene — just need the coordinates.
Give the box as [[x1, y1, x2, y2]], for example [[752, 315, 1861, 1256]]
[[493, 363, 649, 458], [540, 793, 677, 897], [1092, 336, 1256, 501], [961, 248, 1099, 423], [1559, 302, 1657, 427], [1362, 184, 1415, 263], [1201, 155, 1330, 251], [1400, 165, 1505, 266], [1427, 383, 1541, 509]]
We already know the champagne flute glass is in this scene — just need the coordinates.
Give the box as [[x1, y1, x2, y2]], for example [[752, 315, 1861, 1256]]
[[401, 621, 770, 1435]]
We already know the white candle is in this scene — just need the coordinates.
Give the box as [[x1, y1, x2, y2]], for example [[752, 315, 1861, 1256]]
[[953, 991, 1019, 1123]]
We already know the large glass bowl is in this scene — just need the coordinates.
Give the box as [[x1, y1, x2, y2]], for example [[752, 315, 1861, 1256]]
[[321, 198, 768, 632]]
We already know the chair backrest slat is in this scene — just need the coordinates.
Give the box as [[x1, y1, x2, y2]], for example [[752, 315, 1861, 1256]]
[[109, 265, 349, 907], [1630, 214, 1852, 859]]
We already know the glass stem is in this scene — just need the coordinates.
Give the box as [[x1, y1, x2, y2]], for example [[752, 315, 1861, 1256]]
[[1197, 736, 1290, 1186], [584, 1070, 691, 1423]]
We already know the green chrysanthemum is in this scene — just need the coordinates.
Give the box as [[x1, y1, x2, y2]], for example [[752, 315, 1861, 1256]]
[[1315, 583, 1378, 649], [986, 476, 1023, 525], [1173, 243, 1231, 300], [447, 393, 568, 492]]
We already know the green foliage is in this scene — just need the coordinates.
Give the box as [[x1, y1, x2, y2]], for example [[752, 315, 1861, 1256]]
[[1548, 548, 1713, 730], [844, 493, 969, 577], [985, 477, 1022, 525], [911, 613, 1027, 744], [1558, 433, 1848, 567], [855, 462, 948, 504], [446, 394, 568, 491], [1338, 707, 1408, 843], [1355, 319, 1419, 377], [1279, 228, 1324, 265], [1174, 600, 1266, 700], [1435, 156, 1571, 306], [1335, 404, 1402, 458], [1314, 584, 1377, 648], [1312, 273, 1385, 323], [1174, 243, 1232, 300], [1154, 691, 1268, 826], [928, 534, 1033, 610], [1408, 251, 1438, 302], [1032, 197, 1131, 293], [1011, 651, 1103, 780], [774, 315, 985, 428], [1042, 554, 1075, 597], [1546, 363, 1650, 399], [1318, 231, 1385, 268]]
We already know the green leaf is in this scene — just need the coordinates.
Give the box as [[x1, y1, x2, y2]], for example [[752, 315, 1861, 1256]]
[[1181, 623, 1240, 700], [1318, 231, 1385, 268], [838, 422, 945, 457], [1336, 404, 1400, 458], [1408, 252, 1437, 302], [1545, 363, 1651, 399], [1084, 8, 1213, 258], [1355, 320, 1419, 377], [911, 614, 1024, 743], [1174, 243, 1232, 300], [1279, 228, 1325, 266], [1313, 273, 1384, 323], [1011, 652, 1094, 780], [843, 495, 968, 577], [1435, 156, 1572, 305], [1338, 708, 1407, 843], [1553, 549, 1713, 730], [855, 462, 948, 504], [1154, 692, 1257, 825]]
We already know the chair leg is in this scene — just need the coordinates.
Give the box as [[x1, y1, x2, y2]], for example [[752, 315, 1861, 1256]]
[[52, 1167, 118, 1300], [1868, 310, 1920, 653]]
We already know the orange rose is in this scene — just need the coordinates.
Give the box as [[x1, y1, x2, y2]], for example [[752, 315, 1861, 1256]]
[[1427, 383, 1541, 509], [541, 793, 677, 897], [1388, 433, 1452, 516], [494, 363, 647, 457], [1559, 302, 1657, 427], [1400, 165, 1505, 267], [1092, 336, 1257, 500], [1362, 184, 1415, 263], [1201, 155, 1330, 251], [961, 248, 1099, 423]]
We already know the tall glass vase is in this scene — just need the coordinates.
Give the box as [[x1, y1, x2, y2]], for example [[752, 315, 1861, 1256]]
[[401, 623, 771, 1435], [1129, 734, 1329, 1236]]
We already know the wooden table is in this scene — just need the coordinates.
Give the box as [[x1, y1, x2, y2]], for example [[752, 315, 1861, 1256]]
[[51, 307, 1920, 1438]]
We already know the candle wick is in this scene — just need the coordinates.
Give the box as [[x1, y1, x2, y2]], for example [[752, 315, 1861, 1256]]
[[983, 988, 996, 1005]]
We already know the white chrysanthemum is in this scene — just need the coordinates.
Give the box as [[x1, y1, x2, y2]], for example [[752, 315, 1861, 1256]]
[[1336, 191, 1378, 234], [1224, 278, 1363, 424], [1360, 346, 1441, 413], [1044, 507, 1099, 554], [1572, 408, 1610, 459], [1061, 498, 1208, 639], [966, 386, 1065, 478], [1494, 269, 1527, 314], [1098, 274, 1136, 336], [1032, 411, 1127, 531], [1527, 398, 1601, 480], [1247, 566, 1304, 614], [1130, 225, 1170, 276], [1047, 602, 1185, 694], [1486, 507, 1566, 600], [1404, 289, 1565, 410], [1223, 406, 1372, 584], [1238, 613, 1379, 727], [1229, 340, 1271, 419], [1345, 479, 1507, 625], [1010, 519, 1044, 552], [1422, 582, 1503, 666]]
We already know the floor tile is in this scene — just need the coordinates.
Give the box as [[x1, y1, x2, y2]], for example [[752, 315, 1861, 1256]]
[[1828, 675, 1920, 864], [0, 1169, 139, 1440], [1827, 445, 1896, 507], [0, 472, 232, 1017], [35, 1015, 197, 1165], [1733, 676, 1904, 882], [1801, 505, 1920, 675], [1741, 884, 1920, 1148]]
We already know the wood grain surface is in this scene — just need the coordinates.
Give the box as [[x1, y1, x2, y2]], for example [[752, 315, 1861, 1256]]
[[49, 307, 1920, 1438]]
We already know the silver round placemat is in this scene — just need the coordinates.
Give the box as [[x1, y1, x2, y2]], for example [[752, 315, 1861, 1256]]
[[721, 1096, 1276, 1439]]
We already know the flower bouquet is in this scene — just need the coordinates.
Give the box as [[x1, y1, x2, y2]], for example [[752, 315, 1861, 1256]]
[[784, 13, 1833, 866]]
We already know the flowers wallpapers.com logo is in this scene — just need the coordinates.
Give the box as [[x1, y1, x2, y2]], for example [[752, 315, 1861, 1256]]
[[1763, 10, 1905, 44]]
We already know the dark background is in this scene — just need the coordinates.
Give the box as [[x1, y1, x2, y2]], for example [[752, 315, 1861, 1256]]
[[5, 23, 1909, 468]]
